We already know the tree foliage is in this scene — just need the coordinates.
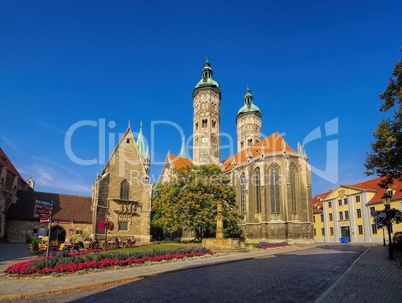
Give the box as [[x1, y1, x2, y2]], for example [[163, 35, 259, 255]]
[[365, 59, 402, 188], [151, 164, 243, 240]]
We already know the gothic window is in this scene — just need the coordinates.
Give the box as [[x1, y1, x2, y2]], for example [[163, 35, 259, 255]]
[[212, 120, 216, 128], [202, 119, 208, 128], [269, 164, 281, 213], [195, 122, 198, 131], [120, 180, 130, 200], [289, 164, 298, 214], [247, 139, 252, 146], [240, 141, 244, 149], [240, 173, 246, 214], [254, 168, 261, 214]]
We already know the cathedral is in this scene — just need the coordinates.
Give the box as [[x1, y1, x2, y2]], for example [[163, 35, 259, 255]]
[[162, 60, 314, 244], [3, 60, 313, 245]]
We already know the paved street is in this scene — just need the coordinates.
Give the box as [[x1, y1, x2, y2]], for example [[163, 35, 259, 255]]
[[0, 244, 379, 303]]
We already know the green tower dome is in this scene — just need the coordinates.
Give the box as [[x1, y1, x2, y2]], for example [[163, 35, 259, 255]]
[[193, 58, 221, 97], [236, 86, 262, 119]]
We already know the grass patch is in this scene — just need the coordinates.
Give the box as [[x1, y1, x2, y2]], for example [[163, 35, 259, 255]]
[[101, 242, 202, 254], [244, 243, 257, 248]]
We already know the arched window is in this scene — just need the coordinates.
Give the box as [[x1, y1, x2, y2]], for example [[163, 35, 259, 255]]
[[290, 164, 298, 214], [120, 180, 130, 200], [270, 164, 280, 213], [254, 168, 261, 213], [240, 173, 246, 214]]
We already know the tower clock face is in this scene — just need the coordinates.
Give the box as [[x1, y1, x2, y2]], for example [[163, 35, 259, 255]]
[[201, 133, 208, 144]]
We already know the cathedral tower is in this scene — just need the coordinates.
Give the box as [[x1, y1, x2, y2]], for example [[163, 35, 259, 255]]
[[236, 86, 262, 152], [192, 59, 221, 165]]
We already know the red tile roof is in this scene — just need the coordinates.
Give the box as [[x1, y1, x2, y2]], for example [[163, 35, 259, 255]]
[[312, 190, 332, 214], [0, 147, 25, 182], [168, 154, 193, 170], [8, 191, 92, 223], [222, 132, 296, 172], [347, 176, 402, 205]]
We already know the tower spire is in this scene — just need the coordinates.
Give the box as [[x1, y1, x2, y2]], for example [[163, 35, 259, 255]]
[[179, 136, 187, 158], [136, 121, 146, 159], [244, 85, 254, 106]]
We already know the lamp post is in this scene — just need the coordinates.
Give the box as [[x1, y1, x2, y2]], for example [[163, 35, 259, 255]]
[[381, 190, 394, 260]]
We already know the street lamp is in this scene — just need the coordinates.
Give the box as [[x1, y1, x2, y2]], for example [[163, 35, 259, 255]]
[[381, 189, 394, 260]]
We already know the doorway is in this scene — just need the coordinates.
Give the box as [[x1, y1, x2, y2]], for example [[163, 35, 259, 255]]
[[50, 226, 66, 242], [340, 226, 350, 242]]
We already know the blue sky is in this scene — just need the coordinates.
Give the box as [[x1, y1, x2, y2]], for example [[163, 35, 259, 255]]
[[1, 0, 401, 196]]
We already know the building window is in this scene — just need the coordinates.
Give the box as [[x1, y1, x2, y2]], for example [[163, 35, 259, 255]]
[[370, 207, 376, 217], [254, 168, 261, 214], [320, 214, 324, 222], [119, 221, 128, 230], [338, 199, 342, 206], [75, 230, 83, 235], [329, 213, 333, 221], [330, 227, 334, 236], [289, 164, 298, 214], [356, 209, 362, 218], [321, 228, 325, 236], [355, 195, 361, 203], [343, 198, 348, 205], [195, 122, 198, 131], [313, 216, 316, 223], [270, 164, 281, 214], [247, 139, 253, 146], [212, 120, 216, 128], [240, 141, 244, 149], [240, 173, 246, 214], [371, 224, 378, 234], [202, 119, 208, 128], [339, 212, 344, 220], [120, 180, 130, 200], [328, 201, 332, 208], [345, 211, 349, 220], [358, 225, 363, 235], [313, 229, 316, 236]]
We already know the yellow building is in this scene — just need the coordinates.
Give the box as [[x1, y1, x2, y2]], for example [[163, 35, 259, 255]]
[[313, 176, 402, 244]]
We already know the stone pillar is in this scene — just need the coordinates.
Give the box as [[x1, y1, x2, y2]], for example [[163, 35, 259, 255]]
[[216, 201, 223, 239]]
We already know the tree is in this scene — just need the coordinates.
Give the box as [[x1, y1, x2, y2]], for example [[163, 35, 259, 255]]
[[151, 164, 243, 240], [365, 58, 402, 188], [373, 208, 402, 228]]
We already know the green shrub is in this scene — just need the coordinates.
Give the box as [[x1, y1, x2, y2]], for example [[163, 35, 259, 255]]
[[31, 238, 41, 252], [393, 232, 402, 243]]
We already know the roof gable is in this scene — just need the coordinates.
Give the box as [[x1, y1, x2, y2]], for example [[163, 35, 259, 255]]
[[0, 147, 25, 182], [102, 126, 145, 175], [222, 132, 296, 172]]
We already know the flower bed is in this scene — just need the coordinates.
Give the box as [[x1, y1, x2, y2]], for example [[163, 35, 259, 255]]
[[4, 246, 214, 276]]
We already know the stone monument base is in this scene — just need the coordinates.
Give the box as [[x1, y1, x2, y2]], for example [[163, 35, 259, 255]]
[[202, 238, 246, 252]]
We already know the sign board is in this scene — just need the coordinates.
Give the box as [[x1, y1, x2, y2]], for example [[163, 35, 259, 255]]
[[34, 200, 52, 219]]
